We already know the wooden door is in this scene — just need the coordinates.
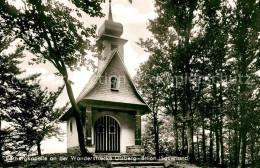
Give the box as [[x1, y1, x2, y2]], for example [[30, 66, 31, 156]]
[[94, 116, 120, 153]]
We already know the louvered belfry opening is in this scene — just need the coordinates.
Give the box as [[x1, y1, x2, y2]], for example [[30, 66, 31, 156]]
[[94, 116, 120, 153]]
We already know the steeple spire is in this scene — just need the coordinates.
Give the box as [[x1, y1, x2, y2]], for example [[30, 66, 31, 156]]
[[98, 0, 124, 37], [108, 0, 113, 21]]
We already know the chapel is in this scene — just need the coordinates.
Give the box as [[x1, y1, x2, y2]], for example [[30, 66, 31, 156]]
[[60, 1, 150, 154]]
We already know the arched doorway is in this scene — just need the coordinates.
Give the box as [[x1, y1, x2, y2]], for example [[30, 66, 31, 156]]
[[94, 116, 120, 153]]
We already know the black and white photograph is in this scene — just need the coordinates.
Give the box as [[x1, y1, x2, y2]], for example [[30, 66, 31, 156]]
[[0, 0, 259, 167]]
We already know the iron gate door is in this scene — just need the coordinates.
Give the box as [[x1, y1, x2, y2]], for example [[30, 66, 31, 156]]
[[94, 116, 120, 153]]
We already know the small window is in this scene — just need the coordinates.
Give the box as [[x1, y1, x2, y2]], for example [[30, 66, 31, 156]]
[[111, 76, 119, 91], [111, 43, 118, 50], [70, 120, 73, 133]]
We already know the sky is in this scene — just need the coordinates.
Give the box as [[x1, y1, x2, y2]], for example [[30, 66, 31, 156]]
[[23, 0, 156, 154]]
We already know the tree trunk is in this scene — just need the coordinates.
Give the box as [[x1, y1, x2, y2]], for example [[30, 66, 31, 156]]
[[219, 120, 224, 165], [238, 131, 242, 165], [152, 103, 159, 160], [154, 123, 159, 160], [228, 130, 232, 164], [201, 94, 206, 163], [0, 116, 4, 163], [64, 77, 89, 156], [0, 147, 3, 164], [173, 73, 179, 156], [36, 141, 41, 156], [233, 96, 241, 166], [209, 118, 213, 164], [239, 96, 247, 167], [234, 129, 240, 165], [219, 82, 224, 165], [174, 118, 179, 156], [215, 116, 220, 164], [181, 119, 186, 156], [212, 81, 219, 165], [197, 130, 200, 161], [187, 110, 195, 162], [175, 125, 179, 156], [239, 130, 247, 168], [202, 119, 206, 163], [250, 133, 255, 165], [238, 46, 248, 168]]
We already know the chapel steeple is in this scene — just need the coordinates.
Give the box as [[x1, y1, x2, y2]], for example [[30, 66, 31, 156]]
[[97, 0, 127, 72]]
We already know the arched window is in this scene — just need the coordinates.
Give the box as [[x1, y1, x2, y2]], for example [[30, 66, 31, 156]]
[[110, 76, 119, 91]]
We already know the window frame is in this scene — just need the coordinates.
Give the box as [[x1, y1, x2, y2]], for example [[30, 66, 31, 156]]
[[110, 75, 119, 91]]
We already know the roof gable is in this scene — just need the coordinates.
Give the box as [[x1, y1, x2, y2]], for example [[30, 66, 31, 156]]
[[76, 50, 151, 110]]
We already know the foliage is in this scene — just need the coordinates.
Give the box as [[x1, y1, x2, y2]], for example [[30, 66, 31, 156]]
[[0, 22, 64, 158], [0, 25, 26, 161], [4, 83, 65, 156], [137, 0, 260, 167]]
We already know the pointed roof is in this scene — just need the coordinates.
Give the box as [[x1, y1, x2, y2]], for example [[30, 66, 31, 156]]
[[76, 50, 150, 109]]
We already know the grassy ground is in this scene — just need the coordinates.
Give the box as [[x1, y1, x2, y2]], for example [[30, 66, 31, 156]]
[[0, 153, 112, 168]]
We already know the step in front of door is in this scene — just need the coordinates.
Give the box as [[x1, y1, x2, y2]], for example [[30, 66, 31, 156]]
[[111, 161, 165, 168], [94, 153, 142, 160]]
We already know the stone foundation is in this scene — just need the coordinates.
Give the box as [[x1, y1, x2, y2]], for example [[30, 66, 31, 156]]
[[67, 146, 80, 154], [67, 146, 95, 154], [126, 145, 145, 155]]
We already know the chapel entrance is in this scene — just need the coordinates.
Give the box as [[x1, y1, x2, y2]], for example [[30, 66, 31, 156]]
[[94, 116, 120, 153]]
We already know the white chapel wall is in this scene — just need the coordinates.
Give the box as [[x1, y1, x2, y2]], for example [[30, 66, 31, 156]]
[[67, 117, 79, 149]]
